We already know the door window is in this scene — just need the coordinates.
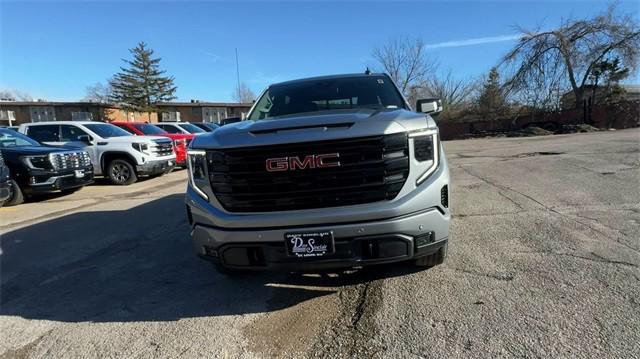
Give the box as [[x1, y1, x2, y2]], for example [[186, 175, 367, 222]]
[[60, 125, 89, 141], [26, 125, 60, 142], [158, 124, 180, 133], [114, 124, 136, 134]]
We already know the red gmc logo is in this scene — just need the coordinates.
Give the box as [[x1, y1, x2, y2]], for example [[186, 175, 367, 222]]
[[266, 153, 341, 172]]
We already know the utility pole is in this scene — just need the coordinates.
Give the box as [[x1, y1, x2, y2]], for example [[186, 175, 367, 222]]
[[235, 48, 241, 103]]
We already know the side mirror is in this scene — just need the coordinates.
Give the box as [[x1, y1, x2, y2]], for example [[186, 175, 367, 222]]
[[416, 98, 443, 115], [77, 135, 92, 143]]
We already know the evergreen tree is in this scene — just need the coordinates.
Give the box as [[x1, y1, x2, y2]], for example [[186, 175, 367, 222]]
[[478, 67, 506, 119], [109, 42, 177, 117], [589, 57, 630, 105]]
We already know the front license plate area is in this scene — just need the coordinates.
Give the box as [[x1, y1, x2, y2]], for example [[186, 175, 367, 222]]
[[74, 170, 84, 178], [285, 231, 334, 258]]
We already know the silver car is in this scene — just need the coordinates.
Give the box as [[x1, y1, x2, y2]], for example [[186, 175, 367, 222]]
[[185, 73, 450, 273]]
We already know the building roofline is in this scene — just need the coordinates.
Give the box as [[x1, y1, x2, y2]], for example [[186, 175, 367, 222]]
[[156, 102, 253, 107], [0, 101, 114, 106]]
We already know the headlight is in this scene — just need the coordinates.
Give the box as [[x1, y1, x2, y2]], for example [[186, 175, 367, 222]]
[[132, 142, 150, 154], [411, 130, 439, 185], [187, 149, 209, 200], [21, 155, 52, 170]]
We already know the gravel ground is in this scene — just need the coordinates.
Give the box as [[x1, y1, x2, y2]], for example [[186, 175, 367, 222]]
[[1, 129, 638, 358]]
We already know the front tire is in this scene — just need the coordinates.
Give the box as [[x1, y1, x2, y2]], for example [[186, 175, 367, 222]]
[[4, 180, 24, 206], [107, 159, 137, 185], [414, 243, 447, 268]]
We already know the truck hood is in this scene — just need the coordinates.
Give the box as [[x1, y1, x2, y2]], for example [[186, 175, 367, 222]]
[[0, 145, 83, 156], [102, 135, 171, 144], [191, 109, 437, 149]]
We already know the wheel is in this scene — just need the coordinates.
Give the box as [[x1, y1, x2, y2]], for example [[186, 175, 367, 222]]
[[414, 243, 447, 268], [4, 179, 24, 206], [107, 159, 137, 185]]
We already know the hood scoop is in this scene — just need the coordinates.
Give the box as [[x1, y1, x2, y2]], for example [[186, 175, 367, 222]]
[[250, 122, 354, 135]]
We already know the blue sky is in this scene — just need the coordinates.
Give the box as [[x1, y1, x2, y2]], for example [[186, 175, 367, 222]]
[[1, 0, 638, 101]]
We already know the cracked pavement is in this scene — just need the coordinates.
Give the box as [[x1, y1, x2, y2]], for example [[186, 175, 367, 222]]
[[1, 129, 639, 358]]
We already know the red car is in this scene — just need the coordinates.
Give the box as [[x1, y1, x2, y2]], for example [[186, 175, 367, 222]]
[[111, 122, 194, 167]]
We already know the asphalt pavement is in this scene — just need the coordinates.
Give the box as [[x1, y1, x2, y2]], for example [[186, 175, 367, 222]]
[[1, 129, 639, 358]]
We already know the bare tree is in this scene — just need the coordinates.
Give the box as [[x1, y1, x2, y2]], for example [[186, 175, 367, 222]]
[[424, 70, 476, 110], [232, 82, 256, 103], [83, 81, 113, 103], [502, 4, 639, 110], [373, 37, 438, 96], [0, 89, 33, 101], [406, 70, 476, 121]]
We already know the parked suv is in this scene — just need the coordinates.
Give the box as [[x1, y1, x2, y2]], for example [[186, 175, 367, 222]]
[[186, 73, 450, 273], [156, 122, 207, 135], [0, 128, 93, 205], [112, 121, 193, 168], [19, 121, 176, 185]]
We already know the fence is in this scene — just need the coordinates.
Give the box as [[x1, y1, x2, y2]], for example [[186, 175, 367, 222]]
[[438, 101, 639, 140]]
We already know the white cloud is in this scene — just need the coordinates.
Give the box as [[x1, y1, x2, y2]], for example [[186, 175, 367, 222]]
[[424, 34, 521, 49], [201, 51, 223, 63], [247, 72, 284, 86]]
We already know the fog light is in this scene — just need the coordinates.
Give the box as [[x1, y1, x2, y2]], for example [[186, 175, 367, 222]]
[[415, 231, 435, 248], [204, 246, 219, 258]]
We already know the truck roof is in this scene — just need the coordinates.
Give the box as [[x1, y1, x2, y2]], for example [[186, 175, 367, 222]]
[[271, 73, 387, 87]]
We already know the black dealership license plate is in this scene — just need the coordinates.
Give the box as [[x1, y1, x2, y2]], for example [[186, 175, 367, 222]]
[[285, 231, 335, 258]]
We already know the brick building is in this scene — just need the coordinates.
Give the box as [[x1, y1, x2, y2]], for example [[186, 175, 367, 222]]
[[156, 101, 252, 123], [0, 101, 252, 126]]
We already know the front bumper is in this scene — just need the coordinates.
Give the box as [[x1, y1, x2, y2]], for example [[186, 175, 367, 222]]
[[189, 206, 449, 271], [186, 141, 451, 271], [136, 159, 176, 175], [21, 168, 94, 195], [0, 165, 10, 203], [175, 147, 187, 166]]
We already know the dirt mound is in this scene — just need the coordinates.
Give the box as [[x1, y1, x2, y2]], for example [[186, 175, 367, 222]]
[[507, 126, 554, 137], [561, 124, 601, 133]]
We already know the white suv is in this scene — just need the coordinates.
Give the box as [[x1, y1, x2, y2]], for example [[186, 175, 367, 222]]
[[19, 121, 176, 185]]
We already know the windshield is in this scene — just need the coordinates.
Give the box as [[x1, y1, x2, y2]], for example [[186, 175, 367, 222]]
[[134, 123, 168, 135], [85, 123, 132, 138], [248, 75, 406, 120], [0, 129, 41, 147], [178, 123, 206, 134]]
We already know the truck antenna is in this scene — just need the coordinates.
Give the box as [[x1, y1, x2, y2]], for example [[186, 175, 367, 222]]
[[235, 48, 241, 103], [364, 67, 372, 75]]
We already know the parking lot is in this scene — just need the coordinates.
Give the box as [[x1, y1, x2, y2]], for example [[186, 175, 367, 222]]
[[1, 129, 639, 358]]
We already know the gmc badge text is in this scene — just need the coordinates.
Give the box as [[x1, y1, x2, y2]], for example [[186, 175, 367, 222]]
[[186, 73, 450, 273]]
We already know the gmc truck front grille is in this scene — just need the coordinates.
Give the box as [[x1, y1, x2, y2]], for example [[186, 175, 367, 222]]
[[206, 133, 409, 212], [50, 151, 91, 170], [153, 140, 174, 156]]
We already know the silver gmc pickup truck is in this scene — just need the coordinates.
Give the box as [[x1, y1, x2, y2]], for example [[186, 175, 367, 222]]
[[185, 73, 450, 273]]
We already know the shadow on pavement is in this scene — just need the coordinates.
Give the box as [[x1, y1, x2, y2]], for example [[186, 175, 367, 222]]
[[0, 194, 421, 323]]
